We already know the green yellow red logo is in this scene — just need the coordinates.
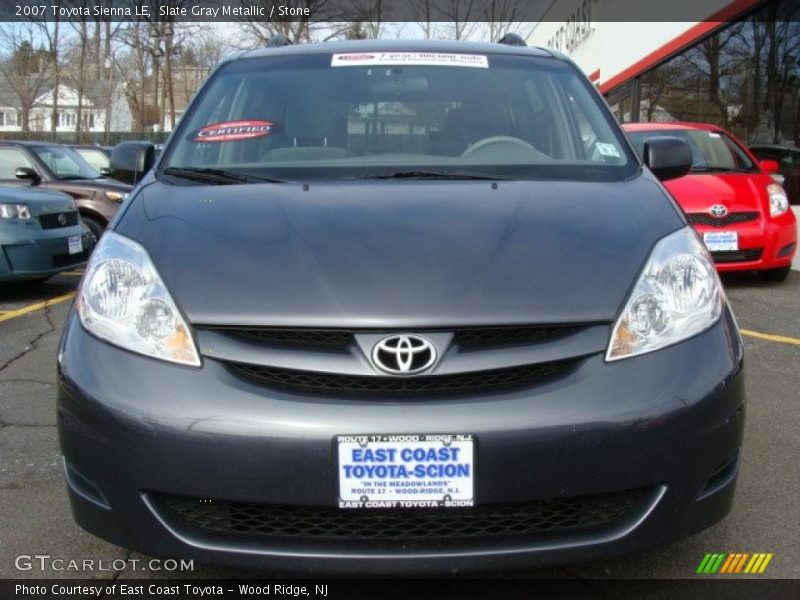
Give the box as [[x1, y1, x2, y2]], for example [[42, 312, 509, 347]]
[[697, 552, 773, 574]]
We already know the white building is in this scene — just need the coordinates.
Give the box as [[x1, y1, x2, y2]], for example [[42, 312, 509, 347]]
[[0, 78, 133, 134]]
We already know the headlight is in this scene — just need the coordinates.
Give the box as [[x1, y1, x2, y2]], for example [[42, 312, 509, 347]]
[[767, 183, 788, 217], [77, 231, 201, 366], [606, 227, 724, 361], [104, 191, 128, 202], [0, 203, 31, 219]]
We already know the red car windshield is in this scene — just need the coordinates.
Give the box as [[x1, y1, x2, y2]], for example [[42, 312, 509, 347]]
[[629, 129, 757, 174]]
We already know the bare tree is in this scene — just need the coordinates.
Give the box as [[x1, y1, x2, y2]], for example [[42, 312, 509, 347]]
[[347, 0, 386, 39], [0, 23, 52, 132], [436, 0, 479, 41], [235, 0, 334, 46], [34, 19, 68, 137], [405, 0, 437, 39]]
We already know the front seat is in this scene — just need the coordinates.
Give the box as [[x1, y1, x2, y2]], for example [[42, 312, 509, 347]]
[[266, 101, 350, 162]]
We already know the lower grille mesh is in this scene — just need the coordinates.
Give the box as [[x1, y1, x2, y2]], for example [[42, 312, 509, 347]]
[[154, 488, 651, 541], [226, 359, 577, 395], [711, 248, 763, 263]]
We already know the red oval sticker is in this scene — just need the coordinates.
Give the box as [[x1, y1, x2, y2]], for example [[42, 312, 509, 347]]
[[192, 120, 274, 143]]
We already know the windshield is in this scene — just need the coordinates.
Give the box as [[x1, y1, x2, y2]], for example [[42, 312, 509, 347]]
[[629, 129, 757, 173], [161, 52, 635, 183], [32, 146, 101, 180]]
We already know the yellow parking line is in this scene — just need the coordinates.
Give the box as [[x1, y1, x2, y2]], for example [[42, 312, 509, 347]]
[[62, 271, 84, 276], [0, 292, 75, 324], [741, 329, 800, 346]]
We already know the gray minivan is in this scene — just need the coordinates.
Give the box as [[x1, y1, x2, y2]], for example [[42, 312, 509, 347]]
[[58, 39, 743, 573]]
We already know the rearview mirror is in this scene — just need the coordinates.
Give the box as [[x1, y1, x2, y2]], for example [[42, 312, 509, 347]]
[[760, 159, 779, 175], [15, 167, 41, 185], [642, 137, 692, 182], [109, 141, 156, 186]]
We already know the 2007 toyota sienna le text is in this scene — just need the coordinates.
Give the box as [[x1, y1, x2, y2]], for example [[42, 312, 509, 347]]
[[57, 40, 745, 573]]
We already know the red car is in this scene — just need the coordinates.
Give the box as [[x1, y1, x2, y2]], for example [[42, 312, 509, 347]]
[[624, 122, 797, 282]]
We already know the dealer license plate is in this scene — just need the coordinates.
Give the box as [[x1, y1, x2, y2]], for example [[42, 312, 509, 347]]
[[703, 231, 738, 252], [68, 235, 82, 255], [336, 434, 474, 509]]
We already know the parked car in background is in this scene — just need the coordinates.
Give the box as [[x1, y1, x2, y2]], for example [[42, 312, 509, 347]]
[[70, 144, 113, 173], [0, 186, 94, 283], [0, 141, 132, 241], [749, 144, 800, 205], [625, 122, 797, 282]]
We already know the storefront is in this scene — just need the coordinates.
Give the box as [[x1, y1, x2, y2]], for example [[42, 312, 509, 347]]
[[529, 0, 800, 146]]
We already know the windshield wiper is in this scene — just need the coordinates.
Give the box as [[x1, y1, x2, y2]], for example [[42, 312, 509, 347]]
[[161, 167, 287, 185], [356, 170, 514, 181]]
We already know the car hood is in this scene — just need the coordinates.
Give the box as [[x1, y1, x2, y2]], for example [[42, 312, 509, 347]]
[[663, 173, 770, 213], [0, 186, 74, 214], [117, 176, 683, 328]]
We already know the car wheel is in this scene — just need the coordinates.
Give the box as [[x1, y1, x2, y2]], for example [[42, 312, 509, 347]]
[[758, 266, 791, 282], [81, 215, 105, 243]]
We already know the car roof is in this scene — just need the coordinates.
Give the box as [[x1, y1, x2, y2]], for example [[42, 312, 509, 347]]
[[0, 140, 57, 147], [237, 39, 555, 62], [622, 122, 726, 133]]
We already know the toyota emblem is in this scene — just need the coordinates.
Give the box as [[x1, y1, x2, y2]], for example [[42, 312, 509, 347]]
[[371, 335, 437, 375], [709, 204, 728, 218], [57, 213, 67, 225]]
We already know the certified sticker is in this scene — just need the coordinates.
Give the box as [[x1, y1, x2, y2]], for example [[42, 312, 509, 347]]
[[192, 120, 274, 143]]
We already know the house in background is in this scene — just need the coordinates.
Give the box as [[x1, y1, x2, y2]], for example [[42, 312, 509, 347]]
[[0, 75, 133, 135]]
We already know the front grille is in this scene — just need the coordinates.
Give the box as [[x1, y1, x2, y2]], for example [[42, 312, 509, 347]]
[[153, 488, 652, 542], [52, 249, 89, 267], [711, 248, 763, 263], [205, 324, 587, 350], [687, 211, 759, 227], [453, 325, 583, 347], [39, 211, 78, 229], [212, 327, 352, 348], [226, 359, 577, 396]]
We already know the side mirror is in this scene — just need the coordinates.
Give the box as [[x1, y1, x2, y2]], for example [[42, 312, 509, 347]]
[[99, 166, 111, 176], [760, 159, 779, 175], [15, 166, 41, 185], [109, 141, 156, 186], [642, 136, 692, 182]]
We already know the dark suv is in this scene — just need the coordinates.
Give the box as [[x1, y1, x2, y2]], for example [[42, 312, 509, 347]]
[[58, 39, 744, 573], [0, 141, 132, 240]]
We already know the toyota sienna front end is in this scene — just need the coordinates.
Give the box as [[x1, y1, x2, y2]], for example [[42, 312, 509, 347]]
[[57, 40, 745, 573]]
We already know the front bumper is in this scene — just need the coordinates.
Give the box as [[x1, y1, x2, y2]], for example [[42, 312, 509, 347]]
[[57, 309, 745, 574], [696, 211, 797, 272], [0, 224, 93, 281]]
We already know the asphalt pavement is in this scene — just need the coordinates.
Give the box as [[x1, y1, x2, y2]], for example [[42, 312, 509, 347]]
[[0, 265, 798, 583]]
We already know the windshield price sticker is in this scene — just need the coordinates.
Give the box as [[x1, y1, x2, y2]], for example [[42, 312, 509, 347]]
[[332, 52, 489, 69], [337, 434, 474, 509]]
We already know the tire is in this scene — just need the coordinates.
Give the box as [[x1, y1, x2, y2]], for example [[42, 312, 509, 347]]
[[758, 266, 791, 282], [81, 215, 105, 243]]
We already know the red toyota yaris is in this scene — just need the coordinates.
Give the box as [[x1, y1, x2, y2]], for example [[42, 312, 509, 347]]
[[625, 122, 797, 282]]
